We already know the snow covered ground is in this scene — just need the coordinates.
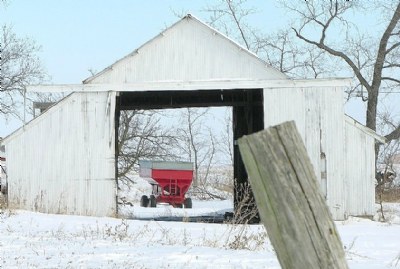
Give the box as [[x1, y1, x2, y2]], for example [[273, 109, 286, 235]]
[[0, 201, 399, 268]]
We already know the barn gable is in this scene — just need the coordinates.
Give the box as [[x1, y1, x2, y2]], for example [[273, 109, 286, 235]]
[[84, 14, 287, 84]]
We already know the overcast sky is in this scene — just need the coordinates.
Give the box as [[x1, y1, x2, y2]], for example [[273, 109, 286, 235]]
[[0, 0, 371, 136]]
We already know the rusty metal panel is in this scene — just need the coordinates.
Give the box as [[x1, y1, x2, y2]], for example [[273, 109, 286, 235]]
[[263, 86, 346, 220], [344, 117, 376, 217], [2, 91, 116, 217], [85, 16, 286, 85]]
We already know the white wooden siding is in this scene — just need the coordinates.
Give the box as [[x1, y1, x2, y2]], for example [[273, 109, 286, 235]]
[[27, 78, 351, 93], [263, 86, 346, 220], [85, 16, 286, 84], [2, 92, 116, 217], [344, 117, 376, 217]]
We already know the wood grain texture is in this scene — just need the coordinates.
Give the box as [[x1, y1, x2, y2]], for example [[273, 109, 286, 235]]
[[238, 121, 348, 269]]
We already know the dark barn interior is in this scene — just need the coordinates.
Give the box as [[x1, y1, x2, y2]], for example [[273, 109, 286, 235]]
[[115, 88, 264, 221]]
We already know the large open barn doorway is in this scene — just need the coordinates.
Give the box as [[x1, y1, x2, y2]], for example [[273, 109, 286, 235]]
[[115, 89, 263, 222]]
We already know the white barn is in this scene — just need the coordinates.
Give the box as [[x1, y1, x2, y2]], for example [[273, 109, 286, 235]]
[[0, 15, 384, 220]]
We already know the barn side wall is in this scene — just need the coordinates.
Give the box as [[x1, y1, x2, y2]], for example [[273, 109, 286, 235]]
[[344, 120, 376, 217], [263, 86, 346, 220], [3, 91, 117, 217]]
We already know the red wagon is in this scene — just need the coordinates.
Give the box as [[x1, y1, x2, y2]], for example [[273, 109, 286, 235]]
[[139, 160, 194, 208]]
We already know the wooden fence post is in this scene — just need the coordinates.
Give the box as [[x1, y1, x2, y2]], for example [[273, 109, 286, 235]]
[[238, 121, 349, 269]]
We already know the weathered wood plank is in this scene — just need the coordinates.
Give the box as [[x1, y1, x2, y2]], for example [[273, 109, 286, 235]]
[[238, 121, 348, 269]]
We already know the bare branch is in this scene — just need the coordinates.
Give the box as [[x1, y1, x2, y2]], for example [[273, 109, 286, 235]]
[[385, 125, 400, 143], [225, 0, 250, 50], [0, 25, 45, 117], [382, 77, 400, 84], [385, 42, 400, 55], [371, 3, 400, 91], [383, 63, 400, 69], [117, 110, 177, 179], [203, 0, 256, 51], [292, 27, 371, 90]]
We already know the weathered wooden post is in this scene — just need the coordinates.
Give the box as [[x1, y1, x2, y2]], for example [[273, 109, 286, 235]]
[[238, 121, 348, 269]]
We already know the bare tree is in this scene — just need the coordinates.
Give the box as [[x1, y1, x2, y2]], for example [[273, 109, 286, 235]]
[[204, 0, 335, 79], [220, 108, 234, 165], [0, 25, 45, 118], [117, 110, 177, 186], [176, 108, 218, 189], [204, 0, 256, 51], [375, 137, 399, 221], [206, 0, 345, 85], [282, 1, 400, 145], [205, 0, 400, 171], [375, 110, 400, 214]]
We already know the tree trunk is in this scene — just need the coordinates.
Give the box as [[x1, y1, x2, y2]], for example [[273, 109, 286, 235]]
[[366, 90, 378, 132]]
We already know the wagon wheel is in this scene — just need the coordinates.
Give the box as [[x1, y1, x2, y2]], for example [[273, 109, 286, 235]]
[[184, 198, 192, 209], [150, 195, 157, 208], [140, 195, 149, 207]]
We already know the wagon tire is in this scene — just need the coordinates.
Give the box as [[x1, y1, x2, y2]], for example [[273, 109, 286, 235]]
[[150, 195, 157, 208], [184, 198, 192, 209], [140, 195, 149, 207]]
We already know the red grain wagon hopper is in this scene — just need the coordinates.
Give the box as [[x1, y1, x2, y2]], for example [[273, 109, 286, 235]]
[[139, 160, 194, 208]]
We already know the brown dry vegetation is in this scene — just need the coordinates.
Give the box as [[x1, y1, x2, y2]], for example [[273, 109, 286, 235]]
[[0, 193, 6, 209], [376, 187, 400, 202]]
